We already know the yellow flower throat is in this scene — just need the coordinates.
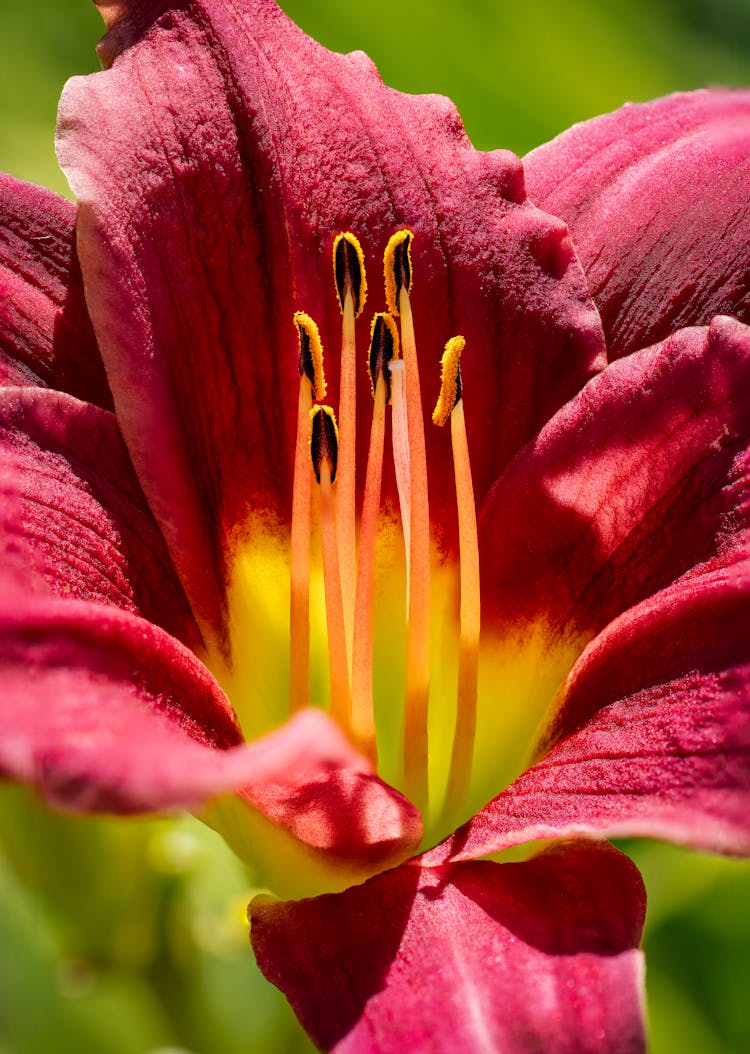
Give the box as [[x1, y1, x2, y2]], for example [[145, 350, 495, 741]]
[[208, 230, 584, 855]]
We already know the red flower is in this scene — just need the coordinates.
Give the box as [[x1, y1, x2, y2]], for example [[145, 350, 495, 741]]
[[2, 2, 749, 1050]]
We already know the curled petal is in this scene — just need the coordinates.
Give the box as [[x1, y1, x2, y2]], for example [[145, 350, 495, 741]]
[[0, 174, 111, 405], [57, 0, 604, 643], [251, 842, 646, 1053], [1, 594, 419, 880], [524, 89, 750, 358]]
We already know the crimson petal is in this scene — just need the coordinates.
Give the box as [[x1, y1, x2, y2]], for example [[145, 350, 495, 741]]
[[251, 841, 646, 1054], [524, 89, 750, 358], [0, 592, 418, 863], [0, 385, 199, 646], [430, 561, 750, 864], [0, 174, 111, 406], [57, 0, 604, 641], [480, 316, 750, 642]]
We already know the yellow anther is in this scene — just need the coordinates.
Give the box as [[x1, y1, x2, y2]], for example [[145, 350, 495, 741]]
[[432, 335, 466, 427], [309, 404, 339, 484], [383, 229, 414, 316], [367, 312, 400, 402], [294, 311, 326, 400], [333, 232, 367, 318]]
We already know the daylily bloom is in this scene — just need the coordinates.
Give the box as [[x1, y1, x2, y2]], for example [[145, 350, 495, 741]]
[[1, 0, 750, 1050]]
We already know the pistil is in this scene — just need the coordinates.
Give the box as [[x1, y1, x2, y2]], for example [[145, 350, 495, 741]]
[[433, 337, 480, 822], [385, 230, 431, 812], [290, 312, 326, 712], [310, 404, 352, 730]]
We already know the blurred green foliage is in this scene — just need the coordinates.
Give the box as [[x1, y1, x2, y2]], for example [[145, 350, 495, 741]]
[[1, 1, 749, 1052]]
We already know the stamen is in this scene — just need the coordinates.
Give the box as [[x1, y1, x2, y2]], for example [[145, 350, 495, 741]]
[[293, 311, 326, 400], [333, 232, 367, 317], [433, 337, 480, 822], [383, 229, 413, 316], [332, 233, 367, 675], [432, 335, 463, 428], [385, 231, 431, 811], [290, 312, 327, 711], [310, 405, 352, 730], [351, 314, 399, 756]]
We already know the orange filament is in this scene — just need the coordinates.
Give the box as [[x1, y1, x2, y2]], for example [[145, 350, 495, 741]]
[[351, 313, 400, 758], [333, 234, 367, 676], [433, 338, 480, 821], [290, 375, 313, 711], [350, 370, 386, 756], [389, 359, 411, 584], [310, 405, 352, 731], [336, 289, 357, 673], [289, 312, 326, 711], [397, 283, 431, 811]]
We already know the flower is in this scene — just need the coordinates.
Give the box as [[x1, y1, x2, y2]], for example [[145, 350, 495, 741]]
[[2, 1, 750, 1051]]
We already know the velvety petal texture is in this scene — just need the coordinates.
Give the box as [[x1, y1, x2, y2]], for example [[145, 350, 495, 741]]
[[0, 384, 199, 644], [479, 316, 750, 641], [251, 842, 646, 1054], [0, 174, 111, 405], [57, 0, 605, 643], [524, 90, 750, 358]]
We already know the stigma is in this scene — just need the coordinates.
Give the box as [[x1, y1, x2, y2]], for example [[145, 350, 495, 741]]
[[288, 229, 479, 827]]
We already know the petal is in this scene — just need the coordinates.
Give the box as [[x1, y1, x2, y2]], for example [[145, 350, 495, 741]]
[[250, 841, 646, 1054], [524, 89, 750, 358], [0, 384, 420, 886], [430, 561, 750, 864], [56, 0, 605, 641], [465, 316, 749, 814], [1, 591, 420, 883], [480, 316, 750, 641], [0, 385, 199, 646], [0, 174, 111, 406]]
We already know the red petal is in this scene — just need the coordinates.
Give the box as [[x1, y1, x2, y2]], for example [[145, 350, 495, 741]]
[[251, 842, 646, 1054], [524, 90, 750, 358], [0, 385, 420, 875], [1, 582, 420, 865], [0, 175, 111, 406], [430, 561, 750, 864], [0, 385, 199, 647], [0, 591, 413, 848], [480, 316, 750, 641], [57, 0, 604, 639]]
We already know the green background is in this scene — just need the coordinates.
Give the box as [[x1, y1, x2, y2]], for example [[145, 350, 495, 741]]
[[1, 1, 750, 1052]]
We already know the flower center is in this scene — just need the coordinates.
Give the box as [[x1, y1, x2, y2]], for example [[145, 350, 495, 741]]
[[209, 229, 586, 851], [284, 229, 484, 835]]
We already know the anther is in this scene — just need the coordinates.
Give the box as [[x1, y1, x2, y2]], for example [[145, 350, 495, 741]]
[[432, 336, 465, 427], [383, 229, 414, 316], [294, 311, 326, 400], [309, 404, 339, 484], [333, 232, 367, 317], [367, 312, 400, 403]]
